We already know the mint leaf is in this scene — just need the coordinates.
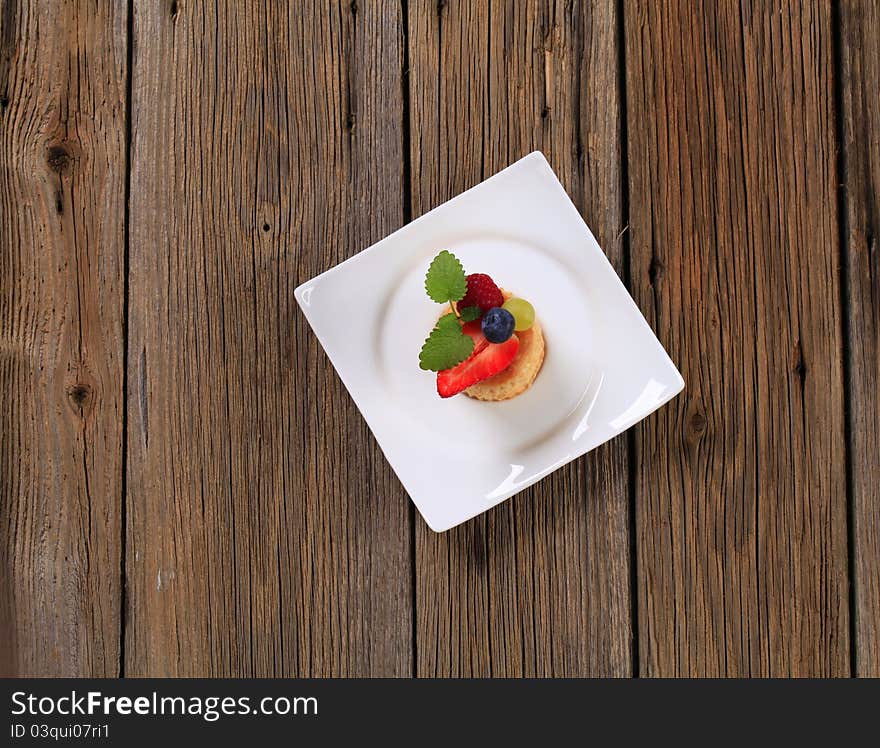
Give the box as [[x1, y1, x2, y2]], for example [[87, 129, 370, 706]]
[[425, 250, 467, 304], [419, 322, 474, 371], [419, 252, 477, 371], [459, 305, 481, 322], [435, 312, 460, 331]]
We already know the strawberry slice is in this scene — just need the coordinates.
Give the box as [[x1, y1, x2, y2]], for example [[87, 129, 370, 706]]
[[437, 328, 519, 398]]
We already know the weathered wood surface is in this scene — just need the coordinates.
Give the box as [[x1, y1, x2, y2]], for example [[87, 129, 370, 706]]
[[0, 0, 127, 676], [125, 0, 411, 676], [408, 0, 632, 676], [624, 0, 850, 676], [838, 0, 880, 678], [2, 0, 877, 677]]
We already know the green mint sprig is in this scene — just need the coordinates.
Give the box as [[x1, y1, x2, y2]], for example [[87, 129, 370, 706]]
[[419, 316, 474, 371], [425, 250, 467, 304], [418, 251, 479, 371], [459, 305, 481, 322]]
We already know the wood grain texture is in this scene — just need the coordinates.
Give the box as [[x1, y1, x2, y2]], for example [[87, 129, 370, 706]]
[[125, 0, 412, 676], [4, 0, 876, 679], [408, 0, 632, 676], [624, 0, 850, 676], [838, 0, 880, 678], [0, 0, 126, 676]]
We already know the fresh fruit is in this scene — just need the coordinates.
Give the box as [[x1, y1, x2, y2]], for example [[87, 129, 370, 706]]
[[460, 319, 485, 344], [418, 251, 538, 399], [501, 297, 535, 331], [481, 307, 516, 343], [458, 273, 503, 313], [437, 332, 520, 398]]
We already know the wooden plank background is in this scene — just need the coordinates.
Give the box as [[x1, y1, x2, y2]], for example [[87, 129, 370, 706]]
[[838, 0, 880, 678], [125, 0, 411, 676], [1, 0, 877, 677], [624, 0, 849, 676], [1, 0, 126, 677]]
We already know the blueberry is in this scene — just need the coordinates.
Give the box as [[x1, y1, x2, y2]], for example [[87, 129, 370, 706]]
[[481, 307, 515, 343]]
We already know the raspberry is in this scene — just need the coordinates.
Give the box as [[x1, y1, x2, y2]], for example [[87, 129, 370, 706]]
[[458, 273, 503, 313]]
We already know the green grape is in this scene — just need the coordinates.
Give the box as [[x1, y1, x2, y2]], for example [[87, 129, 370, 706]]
[[502, 297, 535, 331]]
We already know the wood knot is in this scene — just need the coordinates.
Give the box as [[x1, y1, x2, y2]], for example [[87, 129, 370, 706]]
[[170, 0, 179, 19], [649, 255, 664, 285], [541, 105, 550, 120], [47, 144, 72, 175], [437, 0, 446, 15], [257, 202, 279, 236], [350, 0, 357, 14], [684, 401, 708, 445], [688, 411, 707, 435], [67, 383, 91, 408], [0, 94, 8, 110]]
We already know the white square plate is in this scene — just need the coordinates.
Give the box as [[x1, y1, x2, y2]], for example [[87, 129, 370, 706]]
[[295, 152, 683, 531]]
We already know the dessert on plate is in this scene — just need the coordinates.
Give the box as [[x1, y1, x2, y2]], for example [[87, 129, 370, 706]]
[[418, 250, 545, 400]]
